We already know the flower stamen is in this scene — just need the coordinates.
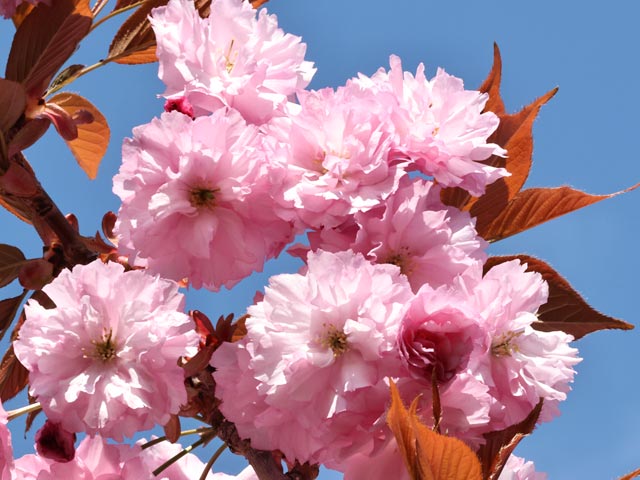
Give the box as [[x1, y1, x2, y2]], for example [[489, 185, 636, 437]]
[[92, 329, 118, 362], [189, 186, 219, 209], [320, 323, 349, 357], [225, 39, 236, 73], [491, 330, 523, 357]]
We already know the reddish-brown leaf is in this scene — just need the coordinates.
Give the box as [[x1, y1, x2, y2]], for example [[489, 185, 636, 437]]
[[477, 185, 639, 242], [231, 314, 248, 342], [0, 244, 26, 288], [102, 211, 117, 243], [108, 0, 212, 64], [0, 345, 29, 402], [441, 44, 557, 222], [386, 381, 482, 480], [163, 414, 181, 443], [465, 88, 558, 227], [0, 293, 25, 342], [619, 468, 640, 480], [0, 132, 7, 174], [6, 0, 92, 95], [478, 43, 505, 116], [108, 0, 167, 65], [193, 310, 215, 339], [8, 118, 50, 158], [0, 192, 33, 224], [47, 93, 110, 179], [477, 400, 543, 480], [0, 79, 27, 133], [484, 255, 633, 339], [387, 381, 421, 479], [182, 344, 216, 377], [412, 411, 482, 480], [11, 2, 35, 28]]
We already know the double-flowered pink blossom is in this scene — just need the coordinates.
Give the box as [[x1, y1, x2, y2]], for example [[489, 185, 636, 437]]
[[212, 250, 414, 465], [274, 85, 405, 229], [150, 0, 315, 124], [472, 260, 581, 428], [14, 436, 131, 479], [13, 260, 198, 441], [299, 176, 487, 291], [113, 109, 294, 291], [354, 55, 507, 196]]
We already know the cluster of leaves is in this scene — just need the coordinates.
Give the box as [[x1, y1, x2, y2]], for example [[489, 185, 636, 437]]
[[442, 44, 634, 341]]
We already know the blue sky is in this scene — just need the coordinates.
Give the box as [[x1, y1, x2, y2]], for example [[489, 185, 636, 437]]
[[2, 0, 640, 478]]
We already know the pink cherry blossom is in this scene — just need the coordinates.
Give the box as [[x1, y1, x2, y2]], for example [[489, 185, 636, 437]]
[[355, 55, 507, 196], [473, 260, 581, 428], [150, 0, 315, 124], [14, 435, 133, 480], [339, 436, 409, 480], [300, 177, 487, 291], [212, 250, 414, 465], [13, 260, 198, 441], [275, 85, 405, 228], [126, 437, 218, 479], [399, 282, 486, 384], [499, 455, 547, 480], [113, 109, 295, 291]]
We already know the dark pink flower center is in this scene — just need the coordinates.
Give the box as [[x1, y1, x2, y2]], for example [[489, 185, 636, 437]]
[[164, 97, 195, 118], [400, 323, 473, 383]]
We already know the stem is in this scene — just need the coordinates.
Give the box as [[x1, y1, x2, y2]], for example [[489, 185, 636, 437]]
[[140, 427, 213, 450], [90, 0, 148, 32], [7, 402, 41, 421], [1, 153, 96, 266], [46, 39, 156, 96], [199, 443, 227, 480]]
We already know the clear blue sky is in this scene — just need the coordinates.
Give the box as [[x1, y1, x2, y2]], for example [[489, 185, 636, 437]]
[[1, 1, 640, 478]]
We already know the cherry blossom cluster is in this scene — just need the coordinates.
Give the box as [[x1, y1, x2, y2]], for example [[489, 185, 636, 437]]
[[2, 0, 582, 478]]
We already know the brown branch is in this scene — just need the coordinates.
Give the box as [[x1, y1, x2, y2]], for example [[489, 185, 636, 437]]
[[0, 152, 96, 268], [210, 410, 318, 480]]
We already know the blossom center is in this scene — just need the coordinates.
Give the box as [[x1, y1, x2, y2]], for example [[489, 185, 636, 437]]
[[189, 186, 219, 209], [382, 247, 413, 276], [320, 324, 349, 357], [92, 329, 118, 363], [491, 330, 523, 357]]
